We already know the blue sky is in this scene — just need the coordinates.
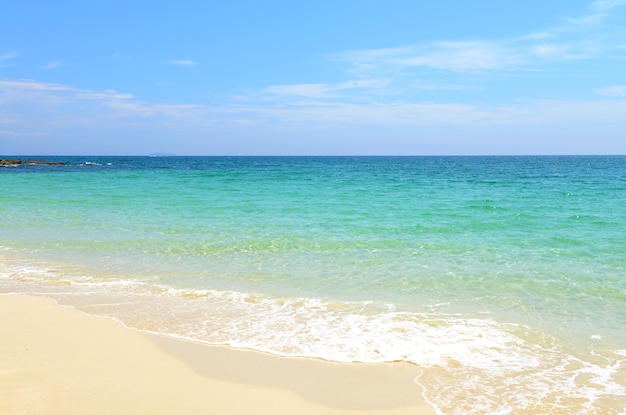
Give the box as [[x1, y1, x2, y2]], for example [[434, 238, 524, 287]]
[[1, 0, 626, 155]]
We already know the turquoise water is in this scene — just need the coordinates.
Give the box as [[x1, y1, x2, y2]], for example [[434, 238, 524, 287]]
[[1, 156, 625, 414]]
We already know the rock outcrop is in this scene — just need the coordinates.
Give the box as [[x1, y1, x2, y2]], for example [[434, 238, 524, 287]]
[[0, 159, 65, 166]]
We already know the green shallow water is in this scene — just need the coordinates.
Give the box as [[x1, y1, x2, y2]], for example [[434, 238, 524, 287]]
[[1, 156, 625, 414]]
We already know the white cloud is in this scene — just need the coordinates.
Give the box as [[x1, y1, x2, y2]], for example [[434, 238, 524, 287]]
[[250, 99, 626, 127], [567, 13, 607, 27], [529, 43, 592, 60], [566, 0, 625, 26], [400, 41, 519, 71], [40, 61, 63, 70], [592, 0, 625, 12], [257, 101, 490, 125], [0, 79, 133, 101], [595, 85, 626, 97], [518, 32, 557, 41], [3, 78, 626, 147], [169, 60, 197, 66], [0, 51, 19, 60], [0, 129, 45, 136], [0, 79, 240, 133], [342, 41, 521, 75], [265, 79, 389, 97], [339, 0, 625, 80], [266, 83, 335, 97], [412, 82, 471, 91], [0, 51, 19, 67], [341, 30, 608, 79]]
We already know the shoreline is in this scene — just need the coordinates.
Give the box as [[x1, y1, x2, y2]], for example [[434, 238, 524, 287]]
[[0, 294, 434, 415]]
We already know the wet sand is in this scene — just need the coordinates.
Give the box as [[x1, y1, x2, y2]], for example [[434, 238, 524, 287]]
[[0, 294, 434, 415]]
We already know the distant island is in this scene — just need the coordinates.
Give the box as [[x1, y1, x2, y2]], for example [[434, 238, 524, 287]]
[[148, 153, 176, 157], [0, 159, 65, 166]]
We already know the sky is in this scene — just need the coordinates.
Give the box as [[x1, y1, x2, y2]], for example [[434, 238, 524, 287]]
[[1, 0, 626, 155]]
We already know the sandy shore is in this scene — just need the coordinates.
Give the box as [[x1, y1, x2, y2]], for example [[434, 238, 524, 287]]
[[0, 294, 434, 415]]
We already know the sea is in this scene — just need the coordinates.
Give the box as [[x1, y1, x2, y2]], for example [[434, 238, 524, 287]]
[[1, 155, 624, 414]]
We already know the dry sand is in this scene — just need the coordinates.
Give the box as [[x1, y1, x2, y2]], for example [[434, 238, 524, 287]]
[[0, 294, 434, 415]]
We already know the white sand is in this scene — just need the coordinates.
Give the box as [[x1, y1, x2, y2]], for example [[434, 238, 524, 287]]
[[0, 294, 433, 415]]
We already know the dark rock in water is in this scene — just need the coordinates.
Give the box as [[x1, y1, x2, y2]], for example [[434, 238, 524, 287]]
[[0, 159, 65, 166], [0, 159, 21, 166]]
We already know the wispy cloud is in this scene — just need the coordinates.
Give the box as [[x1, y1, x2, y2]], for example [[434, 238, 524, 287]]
[[265, 79, 389, 98], [338, 0, 624, 80], [246, 99, 626, 127], [40, 61, 63, 70], [169, 59, 197, 66], [518, 32, 557, 41], [567, 0, 625, 26], [592, 0, 625, 12], [396, 41, 520, 71], [0, 79, 133, 101], [2, 79, 626, 133], [341, 41, 520, 75], [0, 51, 19, 67], [528, 42, 594, 60], [0, 129, 46, 137], [0, 51, 19, 60], [595, 85, 626, 96], [412, 82, 472, 91], [0, 79, 234, 132], [3, 1, 626, 145], [341, 36, 580, 80]]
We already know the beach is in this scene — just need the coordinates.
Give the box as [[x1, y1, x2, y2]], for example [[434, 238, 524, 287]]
[[1, 156, 625, 414], [0, 294, 433, 415]]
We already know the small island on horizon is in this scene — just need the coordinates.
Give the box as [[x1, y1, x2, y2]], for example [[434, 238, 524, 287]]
[[148, 152, 177, 157]]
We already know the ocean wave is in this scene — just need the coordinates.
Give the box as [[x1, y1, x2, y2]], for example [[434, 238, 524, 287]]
[[1, 263, 624, 414]]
